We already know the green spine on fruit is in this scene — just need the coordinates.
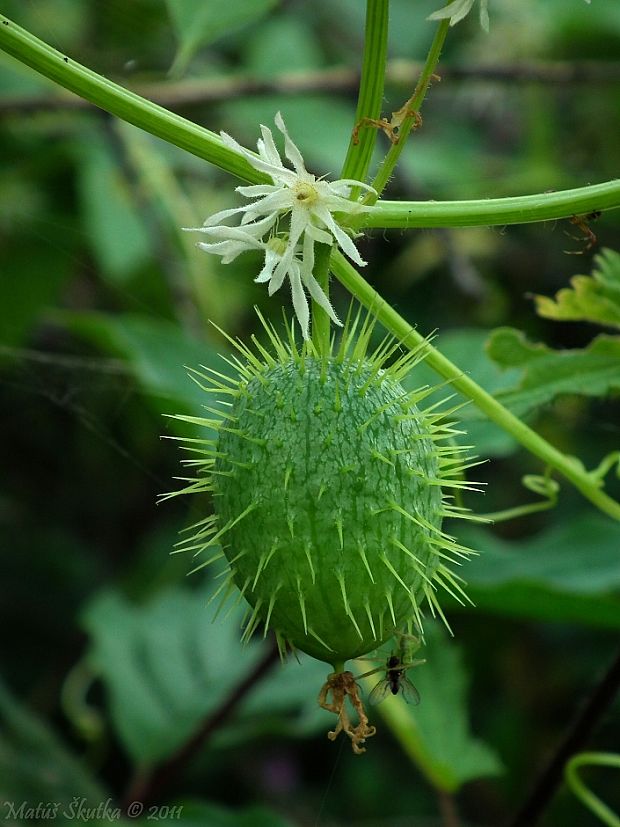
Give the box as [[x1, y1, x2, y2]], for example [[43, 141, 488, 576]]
[[170, 311, 479, 667]]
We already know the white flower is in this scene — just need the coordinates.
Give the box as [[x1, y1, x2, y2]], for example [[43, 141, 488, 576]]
[[186, 112, 375, 339], [428, 0, 489, 31]]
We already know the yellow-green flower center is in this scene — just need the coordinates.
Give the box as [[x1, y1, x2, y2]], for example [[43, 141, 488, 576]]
[[293, 181, 319, 206]]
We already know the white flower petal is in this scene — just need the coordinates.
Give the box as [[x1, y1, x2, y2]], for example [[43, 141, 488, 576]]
[[274, 111, 311, 180], [220, 131, 297, 185], [196, 225, 267, 247], [198, 205, 249, 228], [232, 213, 279, 236], [239, 189, 293, 221], [258, 124, 282, 167], [193, 114, 372, 336], [304, 223, 333, 245], [255, 249, 280, 283], [197, 240, 248, 262], [332, 178, 377, 195], [235, 184, 280, 198], [303, 271, 341, 326], [313, 204, 367, 266], [314, 185, 369, 214], [268, 207, 307, 290], [269, 244, 295, 294], [288, 261, 310, 339]]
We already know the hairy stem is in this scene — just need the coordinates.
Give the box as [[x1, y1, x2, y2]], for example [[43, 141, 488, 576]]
[[2, 16, 619, 229], [340, 0, 390, 183], [331, 251, 620, 521], [311, 243, 335, 355], [361, 180, 620, 227], [370, 20, 450, 200]]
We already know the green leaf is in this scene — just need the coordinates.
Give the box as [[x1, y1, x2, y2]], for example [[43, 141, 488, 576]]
[[403, 328, 521, 456], [367, 623, 502, 791], [462, 513, 620, 627], [74, 131, 151, 284], [60, 312, 226, 413], [0, 679, 107, 813], [82, 582, 329, 766], [166, 0, 279, 77], [534, 248, 620, 330], [486, 327, 620, 417], [82, 585, 259, 765]]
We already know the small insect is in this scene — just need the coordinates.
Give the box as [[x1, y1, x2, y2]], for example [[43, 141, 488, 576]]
[[368, 653, 421, 706], [352, 104, 422, 146], [564, 210, 602, 255], [357, 632, 425, 705]]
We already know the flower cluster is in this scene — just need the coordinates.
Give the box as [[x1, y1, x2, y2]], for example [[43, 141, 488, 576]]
[[186, 113, 375, 339]]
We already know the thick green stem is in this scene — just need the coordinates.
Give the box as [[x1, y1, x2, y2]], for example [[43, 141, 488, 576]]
[[340, 0, 390, 183], [0, 14, 265, 185], [3, 16, 619, 232], [362, 180, 620, 228], [331, 251, 620, 521], [311, 243, 334, 356], [370, 20, 450, 200]]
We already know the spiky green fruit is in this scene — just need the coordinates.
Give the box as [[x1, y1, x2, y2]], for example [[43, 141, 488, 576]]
[[171, 313, 477, 666]]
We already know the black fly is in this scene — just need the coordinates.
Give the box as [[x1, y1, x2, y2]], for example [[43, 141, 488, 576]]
[[368, 653, 421, 706], [356, 632, 424, 705]]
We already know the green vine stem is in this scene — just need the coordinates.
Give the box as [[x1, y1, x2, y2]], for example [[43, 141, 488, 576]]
[[476, 473, 559, 523], [358, 674, 457, 792], [330, 251, 620, 522], [311, 242, 335, 355], [0, 15, 265, 186], [3, 15, 620, 228], [565, 753, 620, 827], [330, 0, 389, 352], [361, 180, 620, 227], [340, 0, 390, 184], [369, 20, 450, 200], [3, 13, 620, 522]]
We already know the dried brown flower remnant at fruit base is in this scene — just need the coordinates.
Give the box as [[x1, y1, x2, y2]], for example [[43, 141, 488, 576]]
[[318, 671, 376, 754]]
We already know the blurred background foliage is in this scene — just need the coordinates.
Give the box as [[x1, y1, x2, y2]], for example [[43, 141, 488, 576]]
[[1, 1, 619, 825]]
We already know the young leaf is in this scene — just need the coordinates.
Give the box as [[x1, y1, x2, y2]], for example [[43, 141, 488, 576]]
[[486, 328, 620, 417], [534, 248, 620, 330]]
